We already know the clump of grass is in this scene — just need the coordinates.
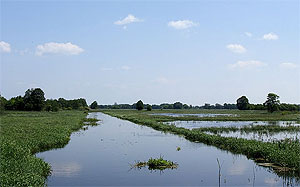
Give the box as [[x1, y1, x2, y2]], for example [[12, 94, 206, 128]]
[[132, 156, 178, 170], [81, 118, 100, 126], [147, 156, 178, 170]]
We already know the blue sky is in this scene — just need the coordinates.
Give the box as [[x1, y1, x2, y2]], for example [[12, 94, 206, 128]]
[[1, 0, 299, 105]]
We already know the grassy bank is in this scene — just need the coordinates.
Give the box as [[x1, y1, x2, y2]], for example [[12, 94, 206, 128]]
[[0, 110, 95, 186], [102, 109, 300, 178]]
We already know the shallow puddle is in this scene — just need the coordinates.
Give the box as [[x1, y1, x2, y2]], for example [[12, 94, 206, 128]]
[[37, 113, 298, 186]]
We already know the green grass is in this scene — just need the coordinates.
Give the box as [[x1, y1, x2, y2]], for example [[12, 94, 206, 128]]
[[0, 110, 98, 186], [101, 109, 300, 178], [133, 156, 178, 170]]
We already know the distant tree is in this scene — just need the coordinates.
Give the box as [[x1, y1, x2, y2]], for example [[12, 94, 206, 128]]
[[147, 105, 152, 111], [90, 101, 98, 109], [151, 104, 161, 109], [264, 93, 280, 113], [5, 96, 25, 110], [223, 103, 237, 109], [160, 103, 173, 109], [183, 104, 189, 109], [23, 88, 45, 111], [45, 99, 60, 112], [215, 103, 223, 109], [203, 103, 211, 109], [173, 102, 183, 109], [136, 100, 144, 110], [236, 96, 250, 110], [249, 104, 266, 110], [280, 103, 299, 111], [45, 104, 52, 112], [0, 95, 7, 112]]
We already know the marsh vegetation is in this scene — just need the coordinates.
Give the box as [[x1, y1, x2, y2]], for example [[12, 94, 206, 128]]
[[132, 156, 178, 170]]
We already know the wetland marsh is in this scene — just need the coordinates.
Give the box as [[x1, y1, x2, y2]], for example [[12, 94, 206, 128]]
[[37, 112, 299, 186]]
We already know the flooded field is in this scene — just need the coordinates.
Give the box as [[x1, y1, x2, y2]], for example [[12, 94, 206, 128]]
[[164, 120, 300, 129], [205, 131, 300, 142], [37, 113, 298, 186], [150, 113, 237, 117]]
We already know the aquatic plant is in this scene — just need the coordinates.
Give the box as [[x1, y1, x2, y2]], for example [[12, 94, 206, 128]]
[[132, 156, 178, 170], [81, 117, 100, 126]]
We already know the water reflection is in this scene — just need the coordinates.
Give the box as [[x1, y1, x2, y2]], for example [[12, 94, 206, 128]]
[[50, 162, 81, 177]]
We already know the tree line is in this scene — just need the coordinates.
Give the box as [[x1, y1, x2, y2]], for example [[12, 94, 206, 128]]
[[1, 89, 298, 113], [0, 88, 88, 112], [98, 102, 237, 110], [236, 93, 299, 113], [99, 93, 299, 113], [96, 93, 299, 113]]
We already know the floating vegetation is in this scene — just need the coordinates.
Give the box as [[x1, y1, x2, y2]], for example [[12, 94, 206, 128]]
[[132, 156, 178, 170], [176, 146, 181, 151], [81, 118, 100, 126]]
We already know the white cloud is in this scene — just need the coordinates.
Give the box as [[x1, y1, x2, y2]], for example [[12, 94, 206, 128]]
[[280, 62, 298, 69], [35, 42, 84, 56], [121, 66, 131, 70], [262, 32, 279, 40], [114, 14, 143, 25], [226, 44, 246, 53], [229, 60, 267, 69], [167, 20, 198, 30], [0, 41, 11, 53], [245, 32, 252, 37]]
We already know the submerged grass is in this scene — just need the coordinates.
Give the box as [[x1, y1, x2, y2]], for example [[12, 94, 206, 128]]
[[194, 124, 300, 134], [0, 110, 98, 186], [102, 109, 300, 178], [82, 117, 100, 126]]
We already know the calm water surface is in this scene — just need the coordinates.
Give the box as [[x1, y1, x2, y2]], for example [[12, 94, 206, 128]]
[[37, 113, 298, 186]]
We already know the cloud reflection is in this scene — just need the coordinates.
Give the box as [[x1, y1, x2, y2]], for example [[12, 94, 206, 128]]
[[51, 162, 81, 177]]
